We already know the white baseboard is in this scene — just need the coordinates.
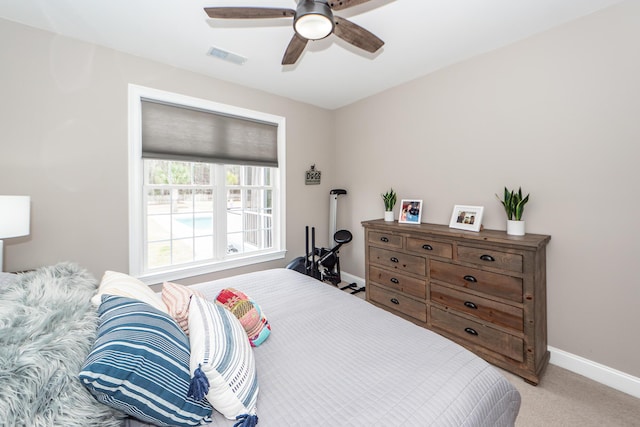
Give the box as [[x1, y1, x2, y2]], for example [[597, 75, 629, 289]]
[[342, 272, 640, 399], [549, 346, 640, 399], [340, 271, 366, 288]]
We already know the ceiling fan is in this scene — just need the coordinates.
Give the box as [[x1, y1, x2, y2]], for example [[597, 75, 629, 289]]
[[204, 0, 384, 65]]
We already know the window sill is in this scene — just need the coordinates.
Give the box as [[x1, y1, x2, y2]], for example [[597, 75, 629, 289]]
[[135, 250, 286, 285]]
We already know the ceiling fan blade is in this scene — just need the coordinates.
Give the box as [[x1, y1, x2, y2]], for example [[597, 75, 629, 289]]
[[327, 0, 372, 11], [333, 16, 384, 53], [204, 7, 295, 19], [282, 34, 309, 65]]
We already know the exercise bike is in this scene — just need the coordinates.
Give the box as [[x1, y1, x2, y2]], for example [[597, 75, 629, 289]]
[[286, 189, 364, 294], [285, 226, 350, 282]]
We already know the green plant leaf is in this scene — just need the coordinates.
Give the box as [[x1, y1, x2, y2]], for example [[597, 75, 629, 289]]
[[382, 188, 397, 211], [497, 186, 531, 221]]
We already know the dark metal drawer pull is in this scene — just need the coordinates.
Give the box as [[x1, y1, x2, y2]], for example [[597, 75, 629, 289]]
[[464, 301, 478, 310], [390, 277, 399, 284], [480, 254, 495, 262], [390, 257, 399, 263], [464, 327, 478, 336], [422, 244, 433, 251], [380, 236, 389, 242], [463, 275, 477, 283], [390, 298, 400, 305]]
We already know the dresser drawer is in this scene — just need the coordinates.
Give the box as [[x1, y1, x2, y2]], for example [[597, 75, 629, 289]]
[[457, 245, 523, 273], [370, 284, 427, 322], [368, 231, 403, 249], [430, 260, 523, 302], [430, 283, 523, 332], [369, 265, 426, 299], [369, 247, 426, 276], [406, 237, 453, 259], [431, 306, 524, 362]]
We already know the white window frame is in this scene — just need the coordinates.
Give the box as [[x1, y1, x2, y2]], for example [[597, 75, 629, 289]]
[[128, 84, 286, 284]]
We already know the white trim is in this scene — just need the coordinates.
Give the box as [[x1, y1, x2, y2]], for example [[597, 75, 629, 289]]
[[340, 271, 366, 288], [137, 250, 286, 286], [549, 346, 640, 399], [342, 272, 640, 399], [128, 85, 144, 277]]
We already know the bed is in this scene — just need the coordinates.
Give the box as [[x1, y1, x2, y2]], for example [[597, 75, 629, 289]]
[[0, 265, 520, 427]]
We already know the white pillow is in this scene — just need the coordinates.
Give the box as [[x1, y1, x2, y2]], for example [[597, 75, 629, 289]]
[[91, 270, 168, 313], [188, 295, 258, 421]]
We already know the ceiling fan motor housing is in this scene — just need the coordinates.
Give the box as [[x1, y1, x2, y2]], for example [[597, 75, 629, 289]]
[[294, 0, 335, 40]]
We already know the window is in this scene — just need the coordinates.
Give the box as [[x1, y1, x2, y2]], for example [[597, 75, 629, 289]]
[[128, 85, 286, 284]]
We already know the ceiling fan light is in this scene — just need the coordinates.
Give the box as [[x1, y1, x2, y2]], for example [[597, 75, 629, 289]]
[[294, 1, 334, 40]]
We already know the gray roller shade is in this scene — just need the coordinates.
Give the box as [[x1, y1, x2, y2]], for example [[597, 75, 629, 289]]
[[141, 99, 278, 167]]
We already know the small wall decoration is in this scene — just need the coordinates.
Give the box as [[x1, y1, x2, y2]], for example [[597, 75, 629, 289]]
[[305, 164, 321, 185], [449, 205, 484, 232], [398, 199, 423, 224]]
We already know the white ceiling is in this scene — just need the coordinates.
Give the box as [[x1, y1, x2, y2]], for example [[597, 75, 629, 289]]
[[0, 0, 625, 109]]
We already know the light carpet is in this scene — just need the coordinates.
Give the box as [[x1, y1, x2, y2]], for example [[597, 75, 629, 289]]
[[502, 364, 639, 426]]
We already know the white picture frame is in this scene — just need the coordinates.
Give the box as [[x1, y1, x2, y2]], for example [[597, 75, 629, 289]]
[[398, 199, 423, 224], [449, 205, 484, 232]]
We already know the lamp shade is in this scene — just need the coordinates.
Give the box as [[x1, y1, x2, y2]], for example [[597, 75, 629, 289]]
[[0, 195, 31, 239]]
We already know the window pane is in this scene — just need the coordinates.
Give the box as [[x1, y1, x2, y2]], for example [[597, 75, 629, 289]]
[[147, 160, 170, 185], [245, 189, 257, 210], [194, 189, 213, 213], [265, 189, 272, 209], [227, 232, 242, 254], [170, 162, 192, 185], [195, 236, 213, 261], [172, 238, 194, 264], [244, 167, 258, 186], [226, 165, 240, 186], [148, 214, 171, 241], [147, 189, 171, 214], [193, 213, 213, 237], [173, 214, 194, 239], [193, 163, 211, 185], [148, 241, 171, 268], [227, 205, 242, 233], [243, 232, 260, 253], [173, 189, 193, 213]]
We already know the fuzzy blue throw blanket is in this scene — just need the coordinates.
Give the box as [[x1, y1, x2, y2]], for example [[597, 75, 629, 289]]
[[0, 263, 124, 426]]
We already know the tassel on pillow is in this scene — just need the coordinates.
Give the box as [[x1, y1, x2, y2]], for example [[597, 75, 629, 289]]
[[234, 414, 258, 427], [188, 365, 210, 401]]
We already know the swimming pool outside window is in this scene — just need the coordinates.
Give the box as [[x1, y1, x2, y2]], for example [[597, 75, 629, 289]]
[[144, 160, 275, 271]]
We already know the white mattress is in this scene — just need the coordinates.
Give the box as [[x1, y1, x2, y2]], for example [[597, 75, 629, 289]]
[[127, 268, 520, 427]]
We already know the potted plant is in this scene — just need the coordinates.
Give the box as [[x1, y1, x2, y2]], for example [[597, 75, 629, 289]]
[[381, 188, 397, 221], [496, 187, 529, 235]]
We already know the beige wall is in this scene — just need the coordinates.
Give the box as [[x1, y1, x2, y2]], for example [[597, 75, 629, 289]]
[[0, 18, 336, 283], [1, 0, 638, 380], [335, 1, 640, 377]]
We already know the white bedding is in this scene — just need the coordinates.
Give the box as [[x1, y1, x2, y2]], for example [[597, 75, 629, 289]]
[[126, 268, 520, 427]]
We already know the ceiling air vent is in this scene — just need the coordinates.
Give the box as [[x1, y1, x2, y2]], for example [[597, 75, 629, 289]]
[[207, 47, 247, 65]]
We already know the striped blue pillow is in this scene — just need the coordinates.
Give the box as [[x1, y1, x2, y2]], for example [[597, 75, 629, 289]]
[[79, 295, 213, 427]]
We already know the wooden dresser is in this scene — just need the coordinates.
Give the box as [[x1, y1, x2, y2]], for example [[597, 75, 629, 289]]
[[362, 219, 551, 384]]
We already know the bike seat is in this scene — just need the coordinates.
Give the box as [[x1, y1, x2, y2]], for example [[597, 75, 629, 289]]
[[333, 229, 352, 244]]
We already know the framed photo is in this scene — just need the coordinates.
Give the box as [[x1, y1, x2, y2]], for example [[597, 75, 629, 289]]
[[449, 205, 484, 232], [398, 199, 423, 224]]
